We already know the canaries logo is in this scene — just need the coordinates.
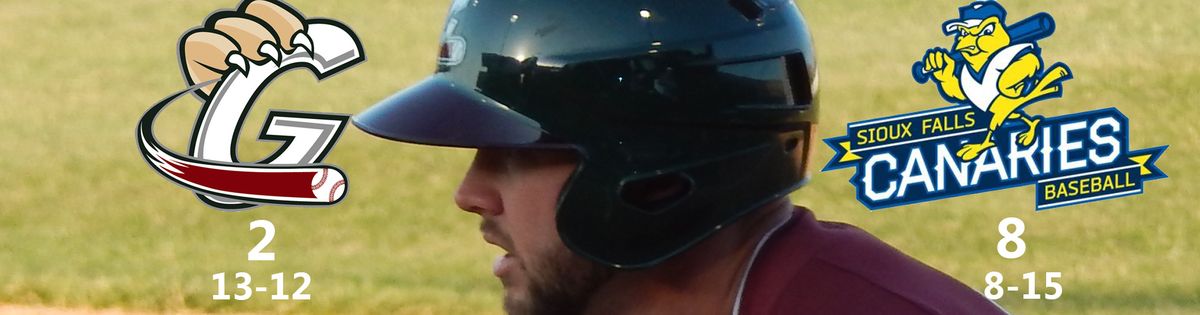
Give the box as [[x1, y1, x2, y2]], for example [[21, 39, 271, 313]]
[[822, 1, 1168, 210]]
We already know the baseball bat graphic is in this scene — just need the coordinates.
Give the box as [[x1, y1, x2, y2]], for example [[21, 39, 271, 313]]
[[912, 12, 1055, 84], [138, 87, 349, 207]]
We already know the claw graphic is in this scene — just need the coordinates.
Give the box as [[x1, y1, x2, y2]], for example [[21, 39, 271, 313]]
[[291, 31, 313, 55], [259, 42, 282, 65], [226, 53, 250, 75]]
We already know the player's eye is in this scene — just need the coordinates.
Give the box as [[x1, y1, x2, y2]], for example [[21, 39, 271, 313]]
[[959, 27, 969, 37], [982, 24, 995, 36]]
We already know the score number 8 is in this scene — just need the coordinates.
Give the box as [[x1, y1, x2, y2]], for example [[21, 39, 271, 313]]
[[997, 217, 1025, 259]]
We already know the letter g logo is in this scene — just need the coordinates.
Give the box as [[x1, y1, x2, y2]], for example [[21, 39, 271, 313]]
[[136, 0, 364, 210]]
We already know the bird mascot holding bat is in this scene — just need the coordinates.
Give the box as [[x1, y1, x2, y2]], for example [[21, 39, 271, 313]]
[[916, 1, 1073, 161]]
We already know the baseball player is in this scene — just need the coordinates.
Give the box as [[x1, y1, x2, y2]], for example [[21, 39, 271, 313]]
[[354, 0, 1008, 314]]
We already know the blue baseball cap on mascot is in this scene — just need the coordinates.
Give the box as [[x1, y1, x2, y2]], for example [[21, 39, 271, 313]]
[[943, 1, 1007, 34]]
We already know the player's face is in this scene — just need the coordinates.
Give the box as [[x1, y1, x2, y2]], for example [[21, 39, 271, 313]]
[[454, 148, 614, 314]]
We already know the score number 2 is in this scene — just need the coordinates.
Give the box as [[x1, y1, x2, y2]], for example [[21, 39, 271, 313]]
[[212, 220, 311, 301], [249, 219, 276, 261]]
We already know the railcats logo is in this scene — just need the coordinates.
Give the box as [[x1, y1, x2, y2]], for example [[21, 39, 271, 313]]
[[822, 1, 1167, 210], [136, 0, 364, 210]]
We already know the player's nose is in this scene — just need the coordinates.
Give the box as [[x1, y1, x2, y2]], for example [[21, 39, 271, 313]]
[[454, 150, 504, 217]]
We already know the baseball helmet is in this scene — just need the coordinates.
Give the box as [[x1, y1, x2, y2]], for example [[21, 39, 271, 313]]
[[354, 0, 818, 268]]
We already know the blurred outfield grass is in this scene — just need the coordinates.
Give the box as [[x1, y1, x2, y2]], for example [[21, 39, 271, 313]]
[[0, 0, 1195, 314]]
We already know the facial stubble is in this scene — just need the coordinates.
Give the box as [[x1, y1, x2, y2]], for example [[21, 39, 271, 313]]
[[507, 243, 615, 315]]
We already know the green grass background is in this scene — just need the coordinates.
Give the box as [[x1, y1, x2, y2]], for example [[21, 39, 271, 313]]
[[0, 0, 1195, 314]]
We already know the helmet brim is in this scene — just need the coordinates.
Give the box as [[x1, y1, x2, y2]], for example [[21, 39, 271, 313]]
[[353, 76, 565, 149]]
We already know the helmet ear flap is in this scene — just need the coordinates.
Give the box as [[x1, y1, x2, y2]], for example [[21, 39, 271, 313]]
[[557, 133, 808, 268], [618, 172, 695, 215]]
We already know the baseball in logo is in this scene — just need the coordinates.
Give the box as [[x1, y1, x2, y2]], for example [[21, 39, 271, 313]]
[[136, 0, 365, 210]]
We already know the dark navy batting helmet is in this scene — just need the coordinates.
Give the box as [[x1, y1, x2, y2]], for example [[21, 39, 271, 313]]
[[354, 0, 818, 268]]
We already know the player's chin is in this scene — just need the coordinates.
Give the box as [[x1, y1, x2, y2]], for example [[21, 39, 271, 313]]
[[494, 252, 523, 280], [496, 255, 529, 290], [503, 295, 531, 315], [501, 277, 535, 315]]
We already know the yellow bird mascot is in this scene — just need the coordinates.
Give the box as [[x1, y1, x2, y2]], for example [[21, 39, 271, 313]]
[[918, 1, 1072, 161]]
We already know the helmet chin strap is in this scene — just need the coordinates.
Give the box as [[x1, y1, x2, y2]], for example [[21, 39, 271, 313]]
[[730, 201, 793, 315]]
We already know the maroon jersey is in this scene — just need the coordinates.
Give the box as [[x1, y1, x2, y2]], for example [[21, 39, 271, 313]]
[[735, 207, 1008, 314]]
